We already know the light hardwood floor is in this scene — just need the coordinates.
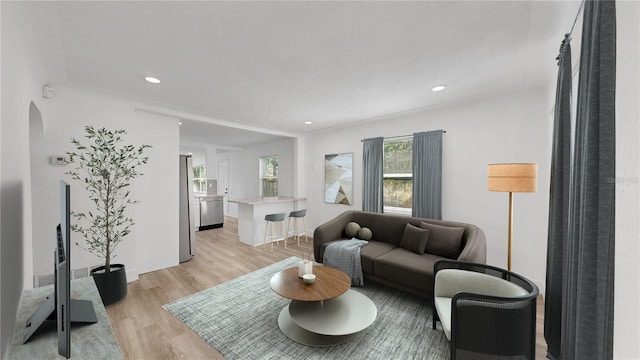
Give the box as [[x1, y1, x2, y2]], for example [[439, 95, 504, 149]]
[[106, 217, 547, 359]]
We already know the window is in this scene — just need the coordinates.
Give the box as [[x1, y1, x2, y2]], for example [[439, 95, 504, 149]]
[[260, 156, 278, 197], [383, 139, 412, 212], [193, 165, 207, 193]]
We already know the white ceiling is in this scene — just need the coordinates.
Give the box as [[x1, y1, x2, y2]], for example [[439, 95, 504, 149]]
[[179, 118, 287, 149], [54, 1, 579, 146]]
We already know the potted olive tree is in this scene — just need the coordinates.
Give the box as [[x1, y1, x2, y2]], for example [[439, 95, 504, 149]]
[[66, 126, 151, 306]]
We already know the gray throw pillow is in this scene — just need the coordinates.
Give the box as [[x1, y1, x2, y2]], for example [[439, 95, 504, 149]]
[[344, 222, 361, 237], [419, 222, 465, 259], [399, 223, 430, 255], [357, 227, 373, 240]]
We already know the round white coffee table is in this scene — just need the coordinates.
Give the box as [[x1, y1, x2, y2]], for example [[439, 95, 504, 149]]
[[270, 266, 377, 346]]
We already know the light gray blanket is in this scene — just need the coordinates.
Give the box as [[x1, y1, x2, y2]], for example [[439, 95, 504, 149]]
[[323, 238, 368, 286]]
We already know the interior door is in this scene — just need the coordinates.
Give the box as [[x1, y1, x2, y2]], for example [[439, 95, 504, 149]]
[[218, 160, 229, 215]]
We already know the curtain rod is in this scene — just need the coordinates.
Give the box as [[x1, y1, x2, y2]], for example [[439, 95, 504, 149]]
[[361, 130, 446, 142], [568, 0, 586, 40], [557, 0, 585, 62]]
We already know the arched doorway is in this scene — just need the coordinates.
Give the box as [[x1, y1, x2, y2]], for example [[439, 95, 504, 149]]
[[28, 101, 45, 287]]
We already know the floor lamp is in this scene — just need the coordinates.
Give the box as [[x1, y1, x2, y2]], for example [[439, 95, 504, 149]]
[[488, 163, 537, 271]]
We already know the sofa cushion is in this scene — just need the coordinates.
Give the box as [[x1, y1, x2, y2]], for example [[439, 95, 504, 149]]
[[420, 222, 465, 259], [399, 223, 430, 255], [318, 239, 349, 261], [360, 241, 397, 274], [434, 297, 452, 340], [353, 212, 408, 246], [373, 248, 445, 293]]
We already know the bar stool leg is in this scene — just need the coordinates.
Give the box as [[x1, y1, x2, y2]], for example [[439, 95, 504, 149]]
[[271, 222, 275, 252], [302, 216, 308, 243], [286, 217, 292, 246], [263, 221, 268, 250], [282, 221, 287, 249]]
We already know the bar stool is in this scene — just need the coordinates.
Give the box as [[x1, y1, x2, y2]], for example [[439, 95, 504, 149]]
[[264, 213, 287, 252], [286, 209, 307, 246]]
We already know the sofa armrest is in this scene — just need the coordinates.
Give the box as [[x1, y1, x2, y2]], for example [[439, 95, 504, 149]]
[[313, 211, 354, 262], [456, 226, 486, 263]]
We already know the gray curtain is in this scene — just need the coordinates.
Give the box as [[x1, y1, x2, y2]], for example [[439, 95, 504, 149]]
[[563, 1, 616, 359], [362, 137, 384, 213], [544, 34, 572, 360], [411, 130, 443, 219]]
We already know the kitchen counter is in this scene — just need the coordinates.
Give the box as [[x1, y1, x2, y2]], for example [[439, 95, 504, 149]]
[[195, 194, 223, 199], [229, 196, 304, 205], [229, 196, 306, 247]]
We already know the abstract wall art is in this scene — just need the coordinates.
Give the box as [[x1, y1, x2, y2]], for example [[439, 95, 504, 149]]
[[324, 153, 353, 205]]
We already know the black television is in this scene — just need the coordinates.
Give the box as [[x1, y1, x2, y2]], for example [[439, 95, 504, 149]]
[[23, 181, 97, 358]]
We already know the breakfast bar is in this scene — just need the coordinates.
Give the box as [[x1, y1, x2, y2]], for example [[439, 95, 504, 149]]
[[229, 196, 306, 247]]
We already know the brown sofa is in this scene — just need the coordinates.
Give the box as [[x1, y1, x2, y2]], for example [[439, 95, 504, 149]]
[[313, 210, 486, 298]]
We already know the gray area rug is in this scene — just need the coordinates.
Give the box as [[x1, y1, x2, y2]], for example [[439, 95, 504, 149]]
[[163, 257, 449, 360]]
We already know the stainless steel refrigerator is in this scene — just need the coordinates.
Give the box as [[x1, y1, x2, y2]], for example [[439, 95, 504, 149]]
[[179, 155, 196, 263]]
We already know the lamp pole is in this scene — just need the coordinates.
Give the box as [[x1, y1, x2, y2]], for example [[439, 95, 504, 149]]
[[508, 191, 513, 271], [488, 163, 537, 272]]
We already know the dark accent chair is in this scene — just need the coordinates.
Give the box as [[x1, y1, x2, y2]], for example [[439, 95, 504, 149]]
[[432, 260, 539, 360]]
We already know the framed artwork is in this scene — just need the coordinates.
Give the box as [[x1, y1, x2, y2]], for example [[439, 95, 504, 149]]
[[324, 153, 353, 205]]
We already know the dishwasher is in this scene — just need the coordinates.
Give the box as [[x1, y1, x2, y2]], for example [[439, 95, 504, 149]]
[[199, 195, 224, 230]]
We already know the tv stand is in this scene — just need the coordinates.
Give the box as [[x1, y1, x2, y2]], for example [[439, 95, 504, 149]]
[[8, 277, 121, 359], [23, 294, 98, 344]]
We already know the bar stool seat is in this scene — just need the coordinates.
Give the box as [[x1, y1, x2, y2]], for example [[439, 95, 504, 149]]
[[264, 213, 287, 252], [286, 209, 307, 246]]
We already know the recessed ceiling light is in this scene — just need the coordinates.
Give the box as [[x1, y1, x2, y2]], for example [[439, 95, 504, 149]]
[[145, 76, 161, 84], [178, 121, 183, 126], [431, 85, 446, 92], [304, 121, 313, 125]]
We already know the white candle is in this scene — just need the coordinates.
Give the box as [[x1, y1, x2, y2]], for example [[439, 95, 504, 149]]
[[298, 260, 313, 277]]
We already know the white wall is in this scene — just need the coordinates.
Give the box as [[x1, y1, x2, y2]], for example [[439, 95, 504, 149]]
[[206, 146, 220, 180], [224, 138, 296, 216], [178, 143, 223, 184], [132, 111, 180, 275], [1, 2, 68, 356], [614, 1, 640, 358], [304, 87, 552, 291], [30, 84, 180, 281], [178, 143, 206, 167]]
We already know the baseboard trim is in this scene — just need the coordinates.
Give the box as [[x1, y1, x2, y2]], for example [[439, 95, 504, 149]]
[[35, 264, 140, 287], [126, 268, 139, 283]]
